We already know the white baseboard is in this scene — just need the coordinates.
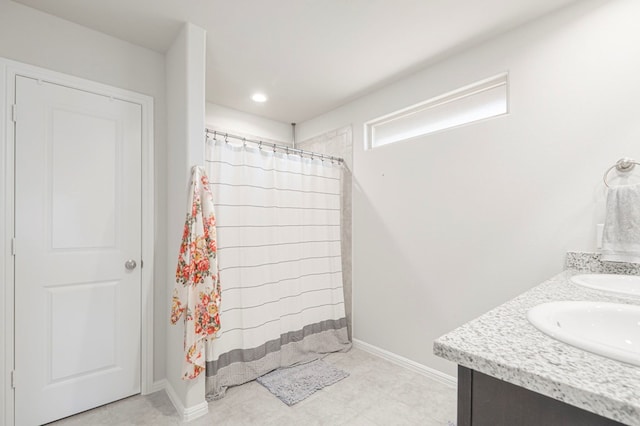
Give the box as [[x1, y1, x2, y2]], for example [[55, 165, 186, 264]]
[[353, 339, 457, 388], [148, 379, 167, 394], [164, 381, 209, 422]]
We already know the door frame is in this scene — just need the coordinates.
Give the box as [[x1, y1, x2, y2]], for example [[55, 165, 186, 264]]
[[0, 57, 155, 426]]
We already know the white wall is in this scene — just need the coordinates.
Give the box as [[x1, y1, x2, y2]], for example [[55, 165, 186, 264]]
[[165, 23, 208, 419], [0, 0, 169, 393], [298, 0, 640, 377], [206, 102, 292, 143]]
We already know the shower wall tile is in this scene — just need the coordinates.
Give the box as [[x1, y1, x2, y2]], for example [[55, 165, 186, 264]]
[[298, 126, 353, 340]]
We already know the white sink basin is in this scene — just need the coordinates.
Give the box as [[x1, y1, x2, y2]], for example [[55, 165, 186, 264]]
[[527, 301, 640, 367], [570, 274, 640, 297]]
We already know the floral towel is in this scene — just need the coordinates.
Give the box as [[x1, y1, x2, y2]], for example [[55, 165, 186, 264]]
[[171, 165, 221, 379]]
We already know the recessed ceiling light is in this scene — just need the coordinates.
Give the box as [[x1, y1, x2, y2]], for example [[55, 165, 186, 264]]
[[251, 93, 268, 103]]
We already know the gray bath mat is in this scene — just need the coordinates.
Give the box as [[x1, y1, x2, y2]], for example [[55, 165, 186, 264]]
[[256, 359, 349, 405]]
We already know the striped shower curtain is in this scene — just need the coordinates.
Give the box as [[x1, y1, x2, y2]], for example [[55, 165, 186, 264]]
[[204, 138, 351, 399]]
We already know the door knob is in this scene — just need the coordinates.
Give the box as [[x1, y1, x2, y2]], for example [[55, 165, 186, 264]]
[[125, 259, 137, 270]]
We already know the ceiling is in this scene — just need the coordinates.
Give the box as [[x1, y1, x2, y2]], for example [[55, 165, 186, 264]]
[[13, 0, 578, 123]]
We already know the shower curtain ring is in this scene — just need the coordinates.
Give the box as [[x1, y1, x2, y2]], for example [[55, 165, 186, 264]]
[[243, 138, 247, 147], [213, 131, 218, 142], [259, 141, 262, 150], [224, 134, 229, 144], [273, 144, 276, 153]]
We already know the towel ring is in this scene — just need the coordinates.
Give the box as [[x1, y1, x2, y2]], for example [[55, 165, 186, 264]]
[[603, 158, 640, 188]]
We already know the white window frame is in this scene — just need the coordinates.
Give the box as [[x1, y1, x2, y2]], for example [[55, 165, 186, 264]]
[[365, 72, 509, 150]]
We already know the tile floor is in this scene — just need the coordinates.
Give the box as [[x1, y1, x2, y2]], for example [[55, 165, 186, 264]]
[[50, 348, 457, 426]]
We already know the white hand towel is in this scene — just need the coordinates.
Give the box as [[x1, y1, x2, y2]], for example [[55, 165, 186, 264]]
[[601, 183, 640, 263]]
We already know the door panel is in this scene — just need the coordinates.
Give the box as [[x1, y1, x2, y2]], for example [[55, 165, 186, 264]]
[[48, 281, 118, 382], [50, 108, 118, 249], [14, 76, 142, 426]]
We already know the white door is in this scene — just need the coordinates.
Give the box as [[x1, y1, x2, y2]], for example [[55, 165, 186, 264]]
[[14, 76, 142, 425]]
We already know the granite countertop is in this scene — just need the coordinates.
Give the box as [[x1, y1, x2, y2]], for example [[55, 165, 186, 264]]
[[433, 252, 640, 426]]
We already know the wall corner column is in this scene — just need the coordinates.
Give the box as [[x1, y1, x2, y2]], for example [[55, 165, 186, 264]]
[[164, 22, 208, 421]]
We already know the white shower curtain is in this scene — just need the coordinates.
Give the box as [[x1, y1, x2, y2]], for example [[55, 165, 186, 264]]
[[204, 138, 351, 399]]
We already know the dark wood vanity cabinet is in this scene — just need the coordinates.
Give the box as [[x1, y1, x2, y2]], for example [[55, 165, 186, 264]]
[[457, 366, 626, 426]]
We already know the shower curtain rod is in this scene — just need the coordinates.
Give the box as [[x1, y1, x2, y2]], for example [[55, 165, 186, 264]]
[[205, 128, 344, 164]]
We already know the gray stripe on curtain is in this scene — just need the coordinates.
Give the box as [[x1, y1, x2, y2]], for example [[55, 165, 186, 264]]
[[218, 239, 341, 250], [211, 182, 340, 196], [215, 203, 341, 211], [219, 255, 342, 271], [206, 317, 348, 374], [217, 224, 340, 229], [221, 288, 345, 313], [205, 159, 341, 180], [222, 270, 342, 291]]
